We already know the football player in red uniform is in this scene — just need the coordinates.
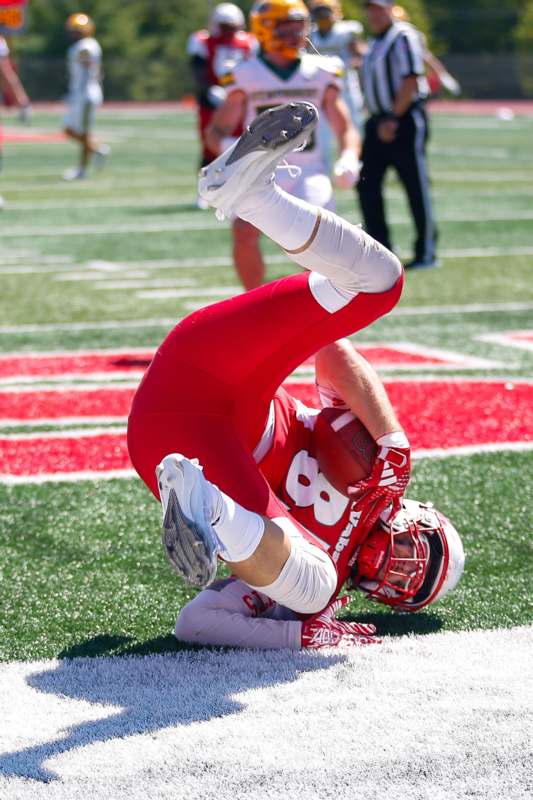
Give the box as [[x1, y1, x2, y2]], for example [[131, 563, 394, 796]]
[[127, 102, 464, 650], [187, 2, 255, 189]]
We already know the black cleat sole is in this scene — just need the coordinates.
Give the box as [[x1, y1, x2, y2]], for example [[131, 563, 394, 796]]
[[226, 102, 318, 166]]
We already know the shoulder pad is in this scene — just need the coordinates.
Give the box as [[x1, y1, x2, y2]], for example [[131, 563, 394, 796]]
[[338, 20, 363, 36], [301, 52, 344, 79]]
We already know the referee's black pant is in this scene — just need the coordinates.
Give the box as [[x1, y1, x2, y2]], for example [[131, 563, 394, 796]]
[[357, 105, 437, 264]]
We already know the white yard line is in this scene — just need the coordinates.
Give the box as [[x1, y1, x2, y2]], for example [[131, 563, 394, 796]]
[[477, 332, 533, 352], [3, 210, 533, 238], [394, 301, 533, 316], [0, 372, 145, 385], [3, 196, 197, 211], [135, 286, 240, 300], [1, 301, 532, 335], [414, 441, 533, 458], [0, 628, 530, 799], [0, 426, 126, 441], [0, 468, 136, 485], [1, 246, 532, 278], [430, 171, 533, 182], [0, 416, 126, 428], [93, 279, 198, 291]]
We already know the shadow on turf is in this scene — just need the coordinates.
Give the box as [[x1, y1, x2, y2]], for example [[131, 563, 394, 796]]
[[0, 638, 346, 783], [344, 611, 444, 637], [57, 633, 183, 659], [56, 610, 444, 661]]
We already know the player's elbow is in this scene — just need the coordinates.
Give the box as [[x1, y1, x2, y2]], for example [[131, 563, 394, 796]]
[[175, 602, 212, 645]]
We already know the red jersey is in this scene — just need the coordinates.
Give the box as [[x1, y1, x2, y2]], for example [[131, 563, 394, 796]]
[[186, 29, 255, 88], [257, 387, 371, 594]]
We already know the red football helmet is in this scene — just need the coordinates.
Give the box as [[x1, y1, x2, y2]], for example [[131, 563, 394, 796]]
[[351, 498, 465, 611]]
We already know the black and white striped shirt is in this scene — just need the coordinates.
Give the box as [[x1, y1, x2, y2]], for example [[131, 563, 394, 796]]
[[362, 22, 429, 116]]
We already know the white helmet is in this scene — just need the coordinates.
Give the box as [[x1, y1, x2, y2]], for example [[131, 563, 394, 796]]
[[209, 3, 246, 36], [352, 498, 465, 612]]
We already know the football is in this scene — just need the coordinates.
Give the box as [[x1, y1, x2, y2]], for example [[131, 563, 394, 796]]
[[314, 406, 378, 495]]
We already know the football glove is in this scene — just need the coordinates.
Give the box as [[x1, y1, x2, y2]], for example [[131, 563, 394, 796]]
[[206, 84, 227, 108], [301, 596, 379, 648], [349, 444, 411, 511], [440, 73, 461, 97], [333, 149, 361, 189]]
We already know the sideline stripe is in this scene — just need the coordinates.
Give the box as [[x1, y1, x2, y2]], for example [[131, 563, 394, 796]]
[[1, 247, 533, 277], [0, 302, 532, 336]]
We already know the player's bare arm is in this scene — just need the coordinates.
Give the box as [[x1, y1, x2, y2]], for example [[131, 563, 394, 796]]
[[315, 339, 403, 441], [205, 89, 246, 155], [0, 56, 29, 108], [347, 35, 365, 67], [322, 85, 361, 187], [315, 338, 411, 510], [322, 84, 360, 155]]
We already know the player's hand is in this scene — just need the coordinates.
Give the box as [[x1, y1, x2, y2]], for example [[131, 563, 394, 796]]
[[207, 84, 227, 108], [19, 103, 32, 125], [441, 73, 461, 97], [333, 149, 361, 188], [348, 443, 411, 517], [301, 596, 379, 648], [377, 118, 398, 143]]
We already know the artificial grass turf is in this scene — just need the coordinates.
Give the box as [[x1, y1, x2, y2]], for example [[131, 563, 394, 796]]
[[0, 107, 532, 660], [0, 450, 531, 661]]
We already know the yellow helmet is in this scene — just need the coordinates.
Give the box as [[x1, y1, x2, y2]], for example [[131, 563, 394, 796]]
[[391, 5, 410, 22], [250, 0, 309, 60], [65, 12, 95, 37]]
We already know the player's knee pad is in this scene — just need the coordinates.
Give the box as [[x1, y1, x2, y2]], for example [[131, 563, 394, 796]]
[[248, 520, 337, 614]]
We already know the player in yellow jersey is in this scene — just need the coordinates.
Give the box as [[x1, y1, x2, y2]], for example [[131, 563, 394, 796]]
[[205, 0, 361, 290]]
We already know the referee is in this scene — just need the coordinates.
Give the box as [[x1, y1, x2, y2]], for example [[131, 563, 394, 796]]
[[358, 0, 437, 269]]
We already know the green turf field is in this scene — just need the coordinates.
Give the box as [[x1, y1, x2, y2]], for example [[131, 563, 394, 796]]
[[0, 106, 532, 661]]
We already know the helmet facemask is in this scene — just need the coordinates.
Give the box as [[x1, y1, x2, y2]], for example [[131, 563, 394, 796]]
[[271, 19, 308, 59], [352, 500, 464, 612], [250, 0, 310, 61]]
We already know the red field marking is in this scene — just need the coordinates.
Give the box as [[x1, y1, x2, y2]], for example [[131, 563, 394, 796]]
[[427, 99, 533, 116], [2, 131, 66, 143], [1, 381, 532, 478], [0, 350, 154, 382], [0, 386, 135, 421], [0, 344, 482, 384], [0, 431, 129, 476], [286, 380, 533, 449]]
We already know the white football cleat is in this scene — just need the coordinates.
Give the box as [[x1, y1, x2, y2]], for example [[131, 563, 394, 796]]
[[156, 453, 220, 588], [198, 101, 318, 220], [63, 167, 86, 181], [93, 144, 111, 170]]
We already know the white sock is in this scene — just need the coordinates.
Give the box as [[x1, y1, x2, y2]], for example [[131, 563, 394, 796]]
[[234, 178, 318, 251], [234, 180, 401, 295], [207, 484, 265, 563]]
